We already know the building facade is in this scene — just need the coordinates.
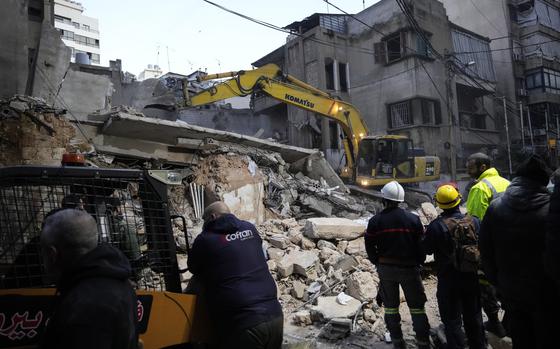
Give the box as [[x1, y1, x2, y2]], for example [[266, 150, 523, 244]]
[[253, 0, 498, 175], [138, 64, 163, 81], [442, 0, 560, 166], [0, 0, 71, 102], [53, 0, 100, 64]]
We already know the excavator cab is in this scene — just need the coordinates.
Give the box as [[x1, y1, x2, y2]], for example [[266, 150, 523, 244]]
[[355, 135, 437, 186]]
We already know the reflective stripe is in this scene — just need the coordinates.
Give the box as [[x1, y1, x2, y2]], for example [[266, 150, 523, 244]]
[[478, 278, 491, 286], [409, 308, 426, 314], [384, 307, 399, 314], [481, 178, 499, 200]]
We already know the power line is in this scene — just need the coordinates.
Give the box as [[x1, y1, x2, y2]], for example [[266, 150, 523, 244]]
[[202, 0, 376, 56], [349, 64, 417, 90], [469, 0, 506, 38]]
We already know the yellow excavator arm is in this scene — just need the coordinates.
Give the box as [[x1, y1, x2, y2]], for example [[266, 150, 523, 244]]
[[184, 64, 368, 175]]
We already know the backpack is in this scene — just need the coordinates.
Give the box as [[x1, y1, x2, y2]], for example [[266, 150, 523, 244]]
[[442, 215, 480, 272]]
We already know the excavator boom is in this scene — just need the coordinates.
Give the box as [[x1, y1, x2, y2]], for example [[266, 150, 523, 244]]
[[184, 63, 440, 186]]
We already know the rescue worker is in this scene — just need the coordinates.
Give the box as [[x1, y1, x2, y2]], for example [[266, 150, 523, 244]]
[[188, 201, 283, 349], [40, 209, 138, 349], [465, 152, 510, 337], [422, 185, 486, 349], [365, 181, 430, 349], [479, 154, 556, 349]]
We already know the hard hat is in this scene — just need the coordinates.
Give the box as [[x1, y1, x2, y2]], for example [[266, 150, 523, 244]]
[[434, 184, 462, 209], [381, 180, 405, 202]]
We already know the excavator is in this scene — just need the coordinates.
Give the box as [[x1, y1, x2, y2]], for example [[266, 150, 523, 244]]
[[181, 63, 440, 186]]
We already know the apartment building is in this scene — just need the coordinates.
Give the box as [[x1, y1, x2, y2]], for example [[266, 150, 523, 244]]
[[253, 0, 499, 174], [442, 0, 560, 165], [53, 0, 100, 64]]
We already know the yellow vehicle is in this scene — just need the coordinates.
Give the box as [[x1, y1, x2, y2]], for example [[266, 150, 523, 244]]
[[183, 63, 440, 186], [0, 165, 200, 349]]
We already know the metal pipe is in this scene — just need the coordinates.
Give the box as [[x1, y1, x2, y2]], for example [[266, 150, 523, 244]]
[[200, 185, 205, 217], [520, 102, 525, 147], [190, 182, 200, 219], [503, 97, 513, 176], [194, 183, 201, 219]]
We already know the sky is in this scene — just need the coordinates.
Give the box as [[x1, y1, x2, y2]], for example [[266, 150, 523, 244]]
[[83, 0, 380, 77]]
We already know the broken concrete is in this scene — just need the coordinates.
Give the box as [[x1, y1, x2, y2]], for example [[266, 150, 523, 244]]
[[346, 271, 378, 302], [346, 237, 367, 257], [319, 318, 353, 340], [291, 280, 306, 299], [311, 295, 362, 321], [277, 249, 319, 278], [269, 234, 291, 249], [304, 218, 366, 240], [290, 151, 348, 192], [0, 96, 76, 166]]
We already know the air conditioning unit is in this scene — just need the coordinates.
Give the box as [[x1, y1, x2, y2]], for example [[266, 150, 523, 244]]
[[518, 88, 528, 96]]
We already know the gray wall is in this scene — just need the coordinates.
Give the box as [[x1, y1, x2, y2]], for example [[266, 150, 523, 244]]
[[0, 0, 70, 101]]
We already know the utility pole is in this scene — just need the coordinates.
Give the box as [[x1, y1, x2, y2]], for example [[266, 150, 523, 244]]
[[519, 101, 525, 147], [502, 97, 513, 176], [445, 57, 457, 181], [527, 108, 535, 150]]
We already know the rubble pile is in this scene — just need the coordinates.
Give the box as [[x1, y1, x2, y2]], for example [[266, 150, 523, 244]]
[[255, 217, 386, 340], [0, 95, 76, 166]]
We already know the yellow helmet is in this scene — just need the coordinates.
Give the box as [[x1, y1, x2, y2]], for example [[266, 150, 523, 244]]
[[434, 184, 462, 209]]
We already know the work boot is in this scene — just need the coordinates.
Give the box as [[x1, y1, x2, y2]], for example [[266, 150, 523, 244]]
[[484, 318, 507, 338]]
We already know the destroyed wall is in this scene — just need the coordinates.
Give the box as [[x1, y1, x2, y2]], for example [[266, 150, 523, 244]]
[[0, 0, 71, 102], [178, 108, 288, 142], [0, 96, 76, 166]]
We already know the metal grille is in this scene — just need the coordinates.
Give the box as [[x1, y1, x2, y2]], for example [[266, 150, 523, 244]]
[[390, 101, 412, 128], [0, 167, 181, 292]]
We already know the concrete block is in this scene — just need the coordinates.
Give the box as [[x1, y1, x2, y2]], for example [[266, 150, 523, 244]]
[[300, 237, 316, 250], [287, 227, 303, 244], [268, 234, 291, 249], [317, 240, 337, 250], [291, 280, 306, 299], [333, 255, 358, 272], [319, 318, 353, 340], [311, 296, 362, 321], [346, 237, 367, 257], [304, 218, 365, 240], [346, 271, 377, 302], [421, 202, 439, 223], [267, 247, 285, 262], [277, 249, 319, 278], [301, 195, 333, 216], [292, 310, 312, 326]]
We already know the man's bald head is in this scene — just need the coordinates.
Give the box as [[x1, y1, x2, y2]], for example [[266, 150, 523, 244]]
[[202, 201, 231, 223], [41, 209, 99, 269]]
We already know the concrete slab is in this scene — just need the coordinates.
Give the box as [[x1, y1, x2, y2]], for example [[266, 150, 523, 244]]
[[304, 218, 366, 240], [311, 295, 362, 321], [100, 113, 315, 163]]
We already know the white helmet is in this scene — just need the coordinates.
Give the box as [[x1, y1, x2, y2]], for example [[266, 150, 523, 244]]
[[381, 180, 405, 202]]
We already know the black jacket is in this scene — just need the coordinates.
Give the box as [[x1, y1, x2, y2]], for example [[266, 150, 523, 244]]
[[545, 183, 560, 284], [188, 214, 282, 332], [480, 177, 551, 303], [365, 206, 425, 266], [422, 207, 480, 276], [41, 244, 138, 349]]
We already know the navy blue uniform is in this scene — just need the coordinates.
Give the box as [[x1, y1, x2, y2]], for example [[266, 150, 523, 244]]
[[188, 214, 282, 348], [422, 208, 485, 349], [365, 206, 429, 347]]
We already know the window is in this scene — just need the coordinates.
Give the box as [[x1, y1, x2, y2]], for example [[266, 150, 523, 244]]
[[59, 29, 74, 40], [338, 62, 348, 92], [374, 31, 409, 64], [28, 0, 43, 22], [325, 58, 334, 90], [83, 24, 90, 31], [421, 99, 435, 124], [388, 98, 441, 128], [72, 22, 80, 29], [389, 101, 412, 128], [386, 33, 403, 63]]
